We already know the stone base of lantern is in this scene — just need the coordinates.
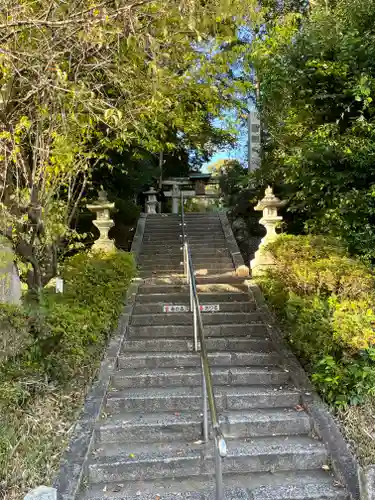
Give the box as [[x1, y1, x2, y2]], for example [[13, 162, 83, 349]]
[[236, 265, 250, 278], [250, 245, 276, 277], [91, 239, 116, 253], [91, 219, 116, 253]]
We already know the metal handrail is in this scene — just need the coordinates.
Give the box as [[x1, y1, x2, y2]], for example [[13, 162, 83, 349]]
[[180, 192, 227, 499]]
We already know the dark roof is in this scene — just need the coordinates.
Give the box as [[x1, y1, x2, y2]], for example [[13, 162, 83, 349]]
[[189, 173, 211, 180]]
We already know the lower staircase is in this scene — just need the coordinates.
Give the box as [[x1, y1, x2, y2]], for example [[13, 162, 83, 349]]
[[79, 213, 348, 500]]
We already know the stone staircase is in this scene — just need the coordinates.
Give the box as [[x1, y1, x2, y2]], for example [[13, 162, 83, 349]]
[[78, 213, 348, 500]]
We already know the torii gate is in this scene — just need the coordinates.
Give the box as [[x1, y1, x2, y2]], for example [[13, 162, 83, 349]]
[[144, 174, 220, 214]]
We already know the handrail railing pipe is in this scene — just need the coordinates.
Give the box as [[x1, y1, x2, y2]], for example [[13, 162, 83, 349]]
[[180, 192, 227, 500]]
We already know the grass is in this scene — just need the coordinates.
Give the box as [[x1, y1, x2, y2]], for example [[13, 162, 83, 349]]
[[338, 398, 375, 466], [0, 383, 87, 499]]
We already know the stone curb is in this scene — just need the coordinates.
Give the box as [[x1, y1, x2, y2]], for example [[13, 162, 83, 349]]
[[359, 466, 375, 500], [247, 281, 360, 500], [218, 212, 246, 271], [53, 280, 140, 500], [130, 213, 147, 264]]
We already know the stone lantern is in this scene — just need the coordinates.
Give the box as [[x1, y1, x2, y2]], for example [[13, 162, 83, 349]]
[[171, 183, 180, 214], [87, 190, 116, 252], [250, 186, 287, 276], [144, 187, 158, 214]]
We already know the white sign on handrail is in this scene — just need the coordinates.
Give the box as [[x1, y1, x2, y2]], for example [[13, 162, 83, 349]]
[[162, 304, 220, 313]]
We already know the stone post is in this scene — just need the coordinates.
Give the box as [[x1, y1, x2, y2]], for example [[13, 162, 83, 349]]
[[24, 486, 57, 500], [0, 236, 21, 305], [144, 187, 158, 214], [358, 465, 375, 500], [87, 190, 116, 252], [250, 186, 286, 276], [171, 183, 180, 214]]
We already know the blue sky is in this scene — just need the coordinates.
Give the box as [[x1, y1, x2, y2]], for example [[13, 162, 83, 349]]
[[201, 99, 257, 172], [201, 119, 248, 173]]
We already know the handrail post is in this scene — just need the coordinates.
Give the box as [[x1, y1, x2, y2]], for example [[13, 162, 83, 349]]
[[193, 297, 198, 352], [215, 435, 224, 500], [184, 242, 189, 283], [201, 357, 209, 442]]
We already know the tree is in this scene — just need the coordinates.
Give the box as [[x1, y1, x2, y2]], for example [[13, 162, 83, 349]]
[[0, 0, 260, 293], [251, 0, 375, 259]]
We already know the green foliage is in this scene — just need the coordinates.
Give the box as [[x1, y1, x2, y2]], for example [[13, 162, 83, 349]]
[[1, 0, 261, 291], [252, 0, 375, 259], [0, 305, 30, 364], [215, 160, 265, 236], [184, 198, 221, 212], [259, 235, 375, 407], [0, 250, 135, 496], [266, 235, 374, 298]]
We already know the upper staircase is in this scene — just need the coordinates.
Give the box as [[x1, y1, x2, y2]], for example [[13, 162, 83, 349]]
[[78, 212, 348, 500]]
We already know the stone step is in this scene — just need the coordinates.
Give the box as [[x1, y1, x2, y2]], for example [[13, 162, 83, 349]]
[[96, 408, 311, 444], [80, 470, 347, 500], [138, 255, 233, 265], [139, 270, 235, 278], [130, 311, 261, 326], [141, 236, 227, 242], [140, 242, 228, 250], [139, 271, 186, 277], [138, 263, 234, 272], [135, 291, 250, 303], [138, 247, 182, 253], [137, 253, 183, 260], [140, 244, 227, 252], [144, 225, 223, 232], [112, 366, 289, 389], [140, 276, 246, 286], [117, 351, 278, 369], [143, 231, 224, 238], [127, 323, 267, 338], [142, 233, 225, 240], [133, 301, 256, 314], [86, 436, 327, 483], [146, 214, 220, 218], [138, 283, 249, 294], [139, 272, 238, 280], [122, 337, 272, 353], [140, 247, 230, 255], [104, 386, 299, 414], [138, 265, 186, 272]]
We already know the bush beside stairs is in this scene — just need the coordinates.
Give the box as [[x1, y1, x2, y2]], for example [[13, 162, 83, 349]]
[[78, 213, 349, 500]]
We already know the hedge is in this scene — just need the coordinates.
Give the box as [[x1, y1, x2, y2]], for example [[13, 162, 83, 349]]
[[259, 235, 375, 407], [0, 250, 135, 498]]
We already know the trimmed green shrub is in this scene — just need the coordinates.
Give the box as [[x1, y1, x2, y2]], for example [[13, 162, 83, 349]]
[[259, 235, 375, 407]]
